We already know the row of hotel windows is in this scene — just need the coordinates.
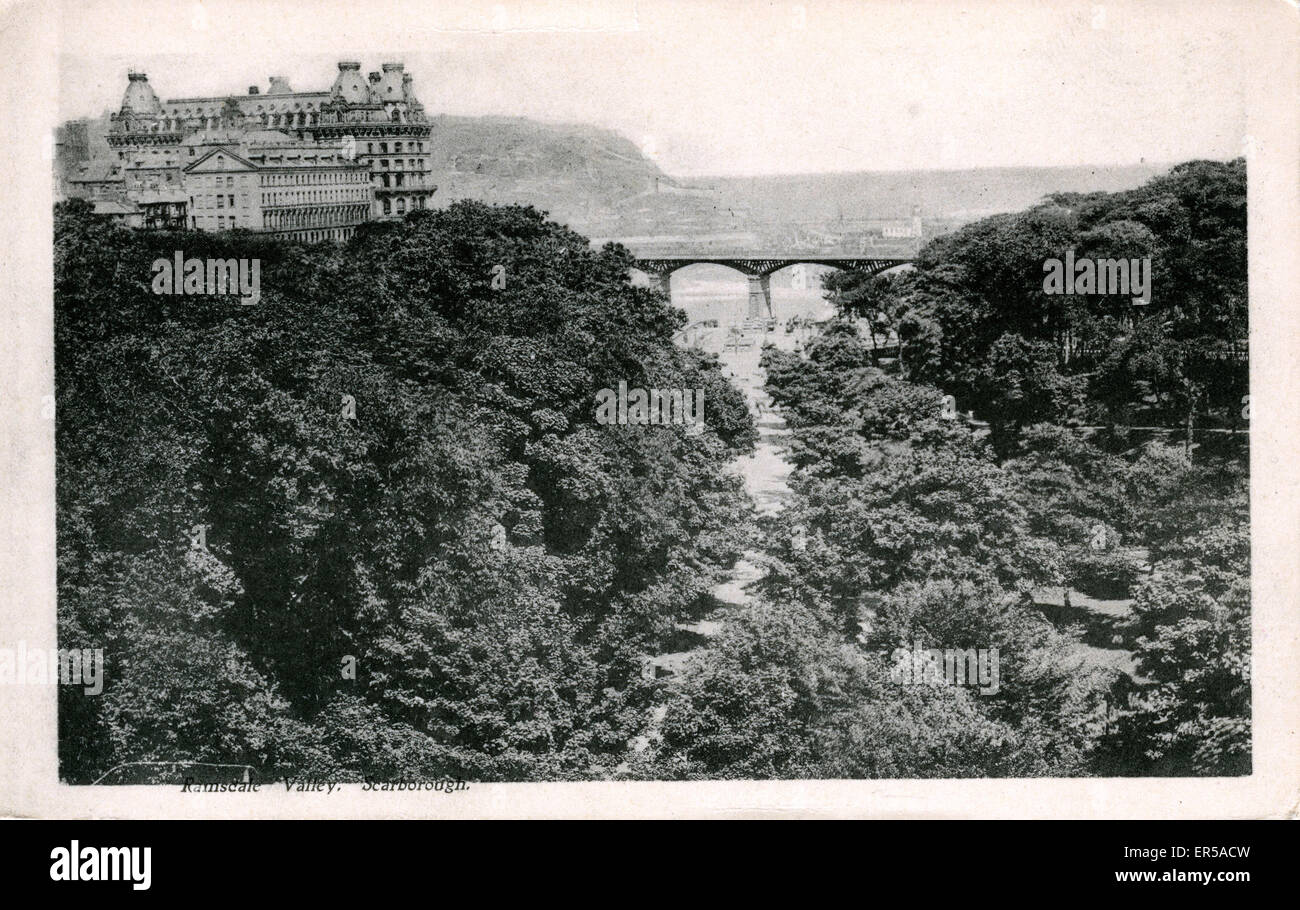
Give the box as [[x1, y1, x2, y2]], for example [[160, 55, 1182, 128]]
[[145, 110, 420, 130], [171, 173, 360, 188], [263, 171, 367, 184], [128, 114, 425, 155], [368, 158, 424, 170], [366, 142, 423, 154], [287, 228, 356, 242], [190, 175, 251, 188], [380, 196, 428, 215], [127, 141, 426, 160], [121, 150, 179, 163], [264, 189, 370, 204], [144, 166, 418, 191], [264, 206, 366, 228], [190, 189, 369, 208], [378, 173, 429, 187], [187, 174, 365, 194], [263, 189, 370, 204], [193, 214, 247, 229], [190, 172, 366, 186], [158, 114, 330, 130], [183, 146, 357, 167], [192, 194, 245, 209], [191, 209, 365, 231], [125, 151, 419, 180]]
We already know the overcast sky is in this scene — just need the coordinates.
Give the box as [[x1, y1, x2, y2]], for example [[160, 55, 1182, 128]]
[[57, 0, 1250, 177]]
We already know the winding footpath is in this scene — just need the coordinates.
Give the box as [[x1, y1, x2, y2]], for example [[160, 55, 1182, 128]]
[[626, 332, 799, 760]]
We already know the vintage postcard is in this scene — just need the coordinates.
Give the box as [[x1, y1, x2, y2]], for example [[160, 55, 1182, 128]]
[[1, 0, 1297, 820]]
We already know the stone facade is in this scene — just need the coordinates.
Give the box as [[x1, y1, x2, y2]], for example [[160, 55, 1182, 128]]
[[183, 136, 370, 242], [102, 62, 437, 233]]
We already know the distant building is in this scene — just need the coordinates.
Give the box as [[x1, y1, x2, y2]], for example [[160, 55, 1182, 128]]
[[312, 62, 436, 219], [880, 205, 924, 239], [90, 199, 143, 228], [135, 190, 188, 230], [182, 133, 370, 241], [94, 61, 437, 234], [67, 161, 125, 202], [55, 120, 93, 199]]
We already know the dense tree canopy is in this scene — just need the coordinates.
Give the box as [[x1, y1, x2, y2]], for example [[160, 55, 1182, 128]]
[[644, 160, 1248, 779], [827, 159, 1247, 457], [56, 158, 1249, 782], [56, 199, 753, 781]]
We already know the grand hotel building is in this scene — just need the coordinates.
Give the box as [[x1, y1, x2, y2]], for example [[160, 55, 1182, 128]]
[[183, 132, 371, 242], [97, 62, 436, 238]]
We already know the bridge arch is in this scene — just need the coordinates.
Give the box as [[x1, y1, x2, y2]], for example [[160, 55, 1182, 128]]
[[632, 255, 914, 320], [634, 261, 770, 320], [632, 260, 755, 282]]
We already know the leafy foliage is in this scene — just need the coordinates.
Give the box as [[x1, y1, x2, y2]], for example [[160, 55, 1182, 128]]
[[56, 158, 1250, 782], [56, 200, 752, 781]]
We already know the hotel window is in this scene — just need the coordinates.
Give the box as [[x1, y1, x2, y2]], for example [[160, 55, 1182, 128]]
[[228, 195, 234, 207], [394, 142, 402, 152], [217, 196, 224, 208]]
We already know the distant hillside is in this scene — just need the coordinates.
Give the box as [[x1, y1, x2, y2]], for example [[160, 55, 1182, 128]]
[[427, 115, 713, 232], [697, 164, 1174, 224], [424, 116, 1175, 240]]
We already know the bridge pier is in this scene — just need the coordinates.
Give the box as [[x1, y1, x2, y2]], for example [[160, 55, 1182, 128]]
[[648, 272, 672, 302], [746, 273, 772, 319]]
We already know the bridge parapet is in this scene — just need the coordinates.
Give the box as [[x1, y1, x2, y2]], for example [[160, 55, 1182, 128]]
[[634, 255, 913, 279]]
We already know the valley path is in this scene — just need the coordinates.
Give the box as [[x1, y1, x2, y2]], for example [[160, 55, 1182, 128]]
[[627, 328, 802, 758]]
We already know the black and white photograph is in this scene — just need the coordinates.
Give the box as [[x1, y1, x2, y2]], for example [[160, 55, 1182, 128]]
[[2, 0, 1297, 828]]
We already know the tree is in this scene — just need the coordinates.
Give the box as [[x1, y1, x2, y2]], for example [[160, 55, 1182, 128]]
[[973, 334, 1085, 456], [55, 200, 753, 781]]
